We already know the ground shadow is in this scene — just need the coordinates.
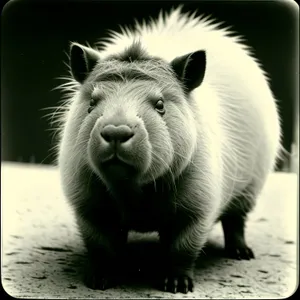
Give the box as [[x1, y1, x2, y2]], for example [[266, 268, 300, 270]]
[[58, 234, 230, 290]]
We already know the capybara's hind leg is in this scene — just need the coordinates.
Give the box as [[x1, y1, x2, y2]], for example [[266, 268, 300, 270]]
[[221, 191, 256, 260], [221, 211, 255, 260]]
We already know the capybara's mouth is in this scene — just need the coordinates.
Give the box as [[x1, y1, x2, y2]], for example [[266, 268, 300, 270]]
[[100, 156, 137, 181]]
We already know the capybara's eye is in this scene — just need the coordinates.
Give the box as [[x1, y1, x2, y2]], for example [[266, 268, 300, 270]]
[[155, 99, 165, 115], [90, 98, 96, 107], [88, 97, 97, 114]]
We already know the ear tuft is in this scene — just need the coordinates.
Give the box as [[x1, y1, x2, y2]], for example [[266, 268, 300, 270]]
[[70, 43, 100, 83], [170, 50, 206, 92]]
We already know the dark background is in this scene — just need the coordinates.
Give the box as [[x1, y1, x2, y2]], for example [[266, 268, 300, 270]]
[[1, 0, 298, 169]]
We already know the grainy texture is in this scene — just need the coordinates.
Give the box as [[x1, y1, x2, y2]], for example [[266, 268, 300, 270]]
[[1, 162, 298, 299]]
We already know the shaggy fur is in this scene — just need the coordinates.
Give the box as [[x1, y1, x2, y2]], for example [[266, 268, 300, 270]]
[[54, 6, 281, 294]]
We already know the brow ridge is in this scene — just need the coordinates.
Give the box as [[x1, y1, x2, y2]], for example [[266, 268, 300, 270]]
[[95, 69, 157, 82]]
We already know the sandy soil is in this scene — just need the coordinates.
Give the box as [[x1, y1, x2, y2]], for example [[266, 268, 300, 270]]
[[1, 162, 298, 299]]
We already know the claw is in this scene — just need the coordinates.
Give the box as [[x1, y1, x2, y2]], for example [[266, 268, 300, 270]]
[[188, 277, 194, 292], [172, 278, 178, 293], [247, 248, 255, 259], [183, 278, 189, 294], [163, 277, 168, 291], [99, 278, 109, 290]]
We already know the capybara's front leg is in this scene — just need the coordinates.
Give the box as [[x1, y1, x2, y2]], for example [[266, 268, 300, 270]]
[[159, 219, 209, 294], [78, 216, 128, 290]]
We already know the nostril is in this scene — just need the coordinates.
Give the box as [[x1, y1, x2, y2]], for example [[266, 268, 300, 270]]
[[119, 132, 134, 143], [101, 125, 134, 143], [101, 131, 111, 142]]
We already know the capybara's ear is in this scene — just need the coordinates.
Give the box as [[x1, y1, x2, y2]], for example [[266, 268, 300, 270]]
[[170, 50, 206, 92], [69, 42, 100, 84]]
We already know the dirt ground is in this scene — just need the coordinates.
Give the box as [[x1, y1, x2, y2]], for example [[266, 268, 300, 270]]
[[1, 162, 298, 299]]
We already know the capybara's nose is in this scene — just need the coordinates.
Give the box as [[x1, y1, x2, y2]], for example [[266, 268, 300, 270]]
[[101, 125, 134, 143]]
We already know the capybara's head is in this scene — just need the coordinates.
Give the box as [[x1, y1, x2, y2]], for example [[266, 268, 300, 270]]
[[62, 41, 206, 187]]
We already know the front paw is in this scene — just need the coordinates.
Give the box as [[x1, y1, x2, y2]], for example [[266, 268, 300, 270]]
[[85, 272, 111, 290], [84, 264, 116, 290], [162, 273, 194, 294]]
